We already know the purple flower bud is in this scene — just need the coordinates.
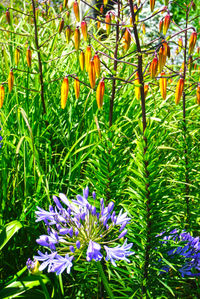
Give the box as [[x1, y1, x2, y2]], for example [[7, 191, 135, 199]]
[[103, 217, 108, 227], [81, 213, 86, 221], [92, 191, 96, 200], [100, 198, 104, 209], [47, 227, 51, 235], [75, 229, 79, 236], [106, 224, 109, 230], [76, 240, 80, 249], [91, 206, 96, 216], [59, 228, 69, 235], [118, 229, 127, 239], [49, 205, 54, 212], [53, 196, 63, 210], [83, 186, 89, 199], [69, 246, 75, 253], [108, 202, 114, 213], [68, 227, 73, 237], [119, 221, 127, 232]]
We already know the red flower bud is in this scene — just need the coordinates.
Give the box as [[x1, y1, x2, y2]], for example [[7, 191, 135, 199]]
[[81, 20, 88, 41], [96, 79, 105, 109], [8, 70, 14, 93], [88, 59, 96, 89], [85, 45, 92, 72], [74, 27, 80, 51], [163, 14, 170, 35], [6, 9, 10, 24], [26, 46, 32, 67], [94, 53, 101, 78], [74, 76, 80, 99], [123, 28, 131, 52], [79, 51, 85, 71], [159, 19, 163, 33], [188, 31, 197, 55], [73, 0, 80, 22], [58, 18, 64, 34], [150, 0, 156, 12], [159, 72, 167, 100], [175, 78, 184, 105], [149, 54, 158, 78], [66, 26, 71, 44], [61, 76, 69, 109], [105, 12, 111, 35], [0, 85, 5, 108]]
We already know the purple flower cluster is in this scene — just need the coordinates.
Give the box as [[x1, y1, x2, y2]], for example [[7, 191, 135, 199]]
[[28, 187, 133, 275], [158, 229, 200, 277]]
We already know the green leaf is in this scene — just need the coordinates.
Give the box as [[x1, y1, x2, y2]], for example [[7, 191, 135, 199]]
[[0, 220, 23, 251]]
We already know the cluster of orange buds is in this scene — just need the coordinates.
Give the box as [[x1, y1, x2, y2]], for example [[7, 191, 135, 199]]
[[8, 70, 14, 93], [144, 84, 149, 99], [94, 53, 100, 78], [150, 0, 155, 12], [197, 83, 200, 105], [88, 59, 96, 89], [123, 28, 131, 52], [15, 47, 20, 66], [105, 12, 111, 35], [58, 18, 64, 34], [149, 54, 158, 78], [61, 76, 69, 109], [26, 46, 32, 67], [81, 20, 88, 41], [163, 14, 170, 35], [188, 31, 197, 55], [74, 27, 80, 50], [142, 23, 146, 35], [159, 72, 167, 100], [74, 76, 80, 99], [178, 37, 183, 53], [85, 45, 92, 72], [175, 77, 184, 105], [0, 85, 5, 109], [73, 0, 80, 22], [96, 79, 105, 109], [66, 26, 71, 43], [135, 71, 141, 100], [6, 8, 10, 24], [79, 50, 85, 71], [63, 0, 68, 9]]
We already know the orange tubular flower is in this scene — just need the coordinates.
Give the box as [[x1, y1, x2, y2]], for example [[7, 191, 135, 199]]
[[159, 19, 163, 33], [79, 51, 85, 71], [135, 72, 141, 100], [8, 70, 14, 93], [188, 31, 197, 55], [85, 45, 92, 72], [105, 12, 111, 35], [100, 5, 103, 14], [159, 72, 167, 100], [74, 76, 80, 99], [73, 0, 80, 22], [188, 56, 193, 74], [163, 14, 170, 35], [88, 59, 96, 89], [26, 46, 32, 67], [175, 78, 184, 105], [149, 54, 158, 78], [178, 38, 183, 53], [94, 53, 100, 78], [15, 47, 20, 66], [74, 27, 80, 51], [158, 45, 166, 73], [58, 18, 64, 34], [96, 79, 105, 109], [0, 85, 5, 108], [142, 23, 146, 35], [66, 26, 71, 44], [6, 9, 10, 24], [150, 0, 155, 12], [81, 20, 88, 41], [197, 83, 200, 105], [63, 0, 68, 9], [97, 16, 101, 29], [144, 84, 149, 99], [123, 28, 131, 52], [61, 76, 69, 109]]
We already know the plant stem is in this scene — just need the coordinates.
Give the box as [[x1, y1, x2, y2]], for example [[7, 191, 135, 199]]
[[109, 0, 120, 127], [96, 262, 115, 299], [31, 0, 46, 115]]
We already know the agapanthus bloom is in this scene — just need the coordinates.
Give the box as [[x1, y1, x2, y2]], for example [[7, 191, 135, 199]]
[[157, 229, 200, 277], [29, 187, 133, 275]]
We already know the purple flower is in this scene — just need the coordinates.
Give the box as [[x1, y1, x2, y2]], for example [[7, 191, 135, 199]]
[[34, 251, 58, 272], [51, 254, 74, 275], [86, 240, 103, 262]]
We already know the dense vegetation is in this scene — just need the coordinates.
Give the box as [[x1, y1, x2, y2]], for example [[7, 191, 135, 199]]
[[0, 0, 199, 297]]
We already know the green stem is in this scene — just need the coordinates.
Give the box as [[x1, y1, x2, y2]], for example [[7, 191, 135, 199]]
[[96, 262, 115, 299]]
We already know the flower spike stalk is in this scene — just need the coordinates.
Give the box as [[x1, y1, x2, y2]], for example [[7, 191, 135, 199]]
[[8, 70, 14, 93], [160, 72, 167, 100], [0, 85, 5, 108], [61, 76, 69, 109], [74, 76, 80, 99], [96, 79, 105, 109], [175, 77, 184, 105]]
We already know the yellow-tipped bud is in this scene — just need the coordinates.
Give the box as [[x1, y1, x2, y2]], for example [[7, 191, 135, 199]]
[[81, 20, 88, 41], [15, 47, 20, 66], [74, 76, 80, 99], [94, 53, 101, 78], [158, 45, 166, 73], [100, 5, 104, 14], [73, 0, 80, 22], [163, 14, 170, 35], [144, 84, 149, 99], [63, 0, 68, 9], [105, 12, 111, 35], [58, 18, 64, 34], [66, 26, 71, 44], [0, 85, 5, 108], [135, 71, 141, 100], [96, 79, 105, 109], [197, 83, 200, 105], [149, 55, 158, 78], [88, 59, 96, 89], [159, 19, 163, 33], [175, 78, 184, 105], [8, 70, 14, 93], [142, 23, 146, 35], [85, 45, 92, 72], [6, 9, 10, 24], [188, 31, 197, 55], [79, 50, 85, 71], [159, 72, 167, 100], [61, 76, 69, 109], [26, 46, 32, 67], [123, 28, 131, 52], [150, 0, 156, 12], [74, 27, 80, 51]]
